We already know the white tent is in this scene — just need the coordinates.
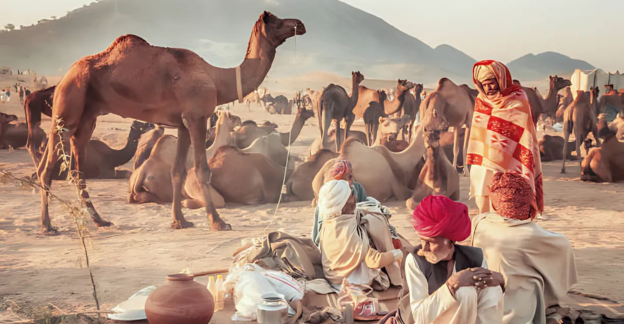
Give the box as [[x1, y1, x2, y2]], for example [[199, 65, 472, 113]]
[[570, 69, 624, 98]]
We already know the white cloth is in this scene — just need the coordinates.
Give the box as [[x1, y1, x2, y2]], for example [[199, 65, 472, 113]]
[[405, 254, 504, 324], [318, 180, 351, 220], [469, 164, 494, 198], [471, 213, 577, 324]]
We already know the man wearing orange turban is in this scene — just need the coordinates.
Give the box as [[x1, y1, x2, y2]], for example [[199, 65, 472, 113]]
[[383, 195, 505, 324], [471, 172, 577, 324]]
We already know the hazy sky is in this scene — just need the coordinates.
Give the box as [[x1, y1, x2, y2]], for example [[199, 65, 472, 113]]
[[2, 0, 622, 71]]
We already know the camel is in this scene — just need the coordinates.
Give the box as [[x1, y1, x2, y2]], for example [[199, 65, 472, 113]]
[[598, 90, 624, 122], [231, 107, 314, 148], [309, 128, 367, 156], [373, 115, 411, 146], [522, 76, 571, 123], [581, 126, 624, 183], [283, 149, 339, 201], [539, 135, 579, 162], [313, 123, 426, 203], [609, 117, 624, 140], [129, 110, 240, 204], [556, 86, 574, 123], [48, 121, 154, 180], [352, 80, 414, 120], [133, 125, 165, 170], [419, 78, 475, 174], [319, 71, 364, 151], [0, 112, 19, 148], [241, 132, 292, 168], [208, 146, 293, 204], [243, 87, 267, 111], [439, 128, 465, 169], [0, 120, 47, 152], [561, 88, 601, 174], [264, 94, 291, 114], [23, 85, 55, 167], [406, 131, 459, 209], [363, 101, 383, 145], [400, 84, 423, 141], [34, 12, 304, 234]]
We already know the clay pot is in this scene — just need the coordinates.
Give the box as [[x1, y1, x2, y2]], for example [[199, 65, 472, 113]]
[[145, 274, 214, 324]]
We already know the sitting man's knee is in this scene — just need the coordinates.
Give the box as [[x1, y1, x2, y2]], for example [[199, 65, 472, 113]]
[[455, 286, 478, 302]]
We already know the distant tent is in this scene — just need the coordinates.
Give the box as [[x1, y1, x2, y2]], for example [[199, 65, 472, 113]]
[[570, 69, 624, 98]]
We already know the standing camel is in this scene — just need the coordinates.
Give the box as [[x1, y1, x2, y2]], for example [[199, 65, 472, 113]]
[[522, 75, 571, 123], [34, 12, 305, 234], [400, 83, 423, 142], [419, 78, 475, 175], [352, 80, 414, 120], [23, 85, 55, 167], [561, 88, 601, 174], [319, 71, 364, 152]]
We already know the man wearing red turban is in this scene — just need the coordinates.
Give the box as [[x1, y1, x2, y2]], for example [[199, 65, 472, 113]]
[[384, 195, 504, 324], [471, 172, 577, 324]]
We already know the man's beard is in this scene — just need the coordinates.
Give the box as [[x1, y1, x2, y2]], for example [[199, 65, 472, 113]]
[[417, 249, 449, 264]]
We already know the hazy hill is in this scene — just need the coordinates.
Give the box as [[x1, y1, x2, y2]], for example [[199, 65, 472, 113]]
[[0, 0, 477, 85], [507, 52, 594, 81]]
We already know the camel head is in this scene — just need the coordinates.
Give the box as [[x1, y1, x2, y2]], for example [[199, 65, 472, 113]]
[[420, 93, 450, 133], [352, 71, 365, 85], [413, 84, 424, 95], [0, 112, 18, 124], [215, 110, 240, 133], [396, 79, 414, 94], [297, 106, 315, 121], [129, 121, 155, 142], [378, 115, 411, 142], [257, 11, 306, 47], [424, 128, 441, 150], [513, 79, 522, 86], [550, 75, 572, 91]]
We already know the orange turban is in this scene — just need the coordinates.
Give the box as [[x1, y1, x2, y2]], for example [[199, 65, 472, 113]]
[[489, 171, 538, 220], [330, 160, 352, 180]]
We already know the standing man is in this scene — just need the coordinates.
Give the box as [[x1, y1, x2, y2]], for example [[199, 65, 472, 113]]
[[466, 60, 543, 214]]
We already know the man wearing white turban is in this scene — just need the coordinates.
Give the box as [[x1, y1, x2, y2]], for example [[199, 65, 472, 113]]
[[318, 180, 403, 291]]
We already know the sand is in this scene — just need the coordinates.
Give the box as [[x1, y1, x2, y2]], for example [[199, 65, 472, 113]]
[[1, 73, 623, 322]]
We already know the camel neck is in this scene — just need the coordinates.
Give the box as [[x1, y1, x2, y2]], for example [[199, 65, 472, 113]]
[[544, 85, 559, 113], [212, 30, 276, 105], [287, 112, 308, 144], [111, 129, 141, 167], [384, 89, 408, 116]]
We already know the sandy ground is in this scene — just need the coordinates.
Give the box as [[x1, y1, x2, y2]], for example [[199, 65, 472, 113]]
[[1, 74, 623, 322]]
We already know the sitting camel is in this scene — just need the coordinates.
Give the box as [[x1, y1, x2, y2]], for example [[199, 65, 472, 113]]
[[264, 94, 291, 114], [0, 119, 47, 152], [243, 87, 267, 111], [361, 81, 414, 145], [373, 115, 411, 146], [309, 127, 367, 156], [420, 78, 475, 174], [561, 88, 601, 174], [406, 130, 459, 210], [133, 125, 165, 170], [283, 149, 339, 201], [48, 121, 154, 179], [539, 135, 578, 162], [581, 126, 624, 183], [231, 107, 314, 148], [313, 123, 426, 203], [319, 71, 364, 151]]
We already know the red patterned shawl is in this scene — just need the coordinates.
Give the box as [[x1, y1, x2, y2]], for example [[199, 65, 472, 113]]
[[467, 60, 544, 212]]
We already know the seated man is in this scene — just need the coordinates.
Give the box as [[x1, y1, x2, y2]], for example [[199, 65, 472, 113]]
[[312, 159, 367, 246], [318, 180, 402, 290], [388, 195, 504, 324], [471, 172, 577, 324]]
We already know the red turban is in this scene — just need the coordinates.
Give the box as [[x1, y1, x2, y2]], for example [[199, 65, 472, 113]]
[[330, 160, 352, 180], [412, 195, 470, 242], [489, 171, 537, 220]]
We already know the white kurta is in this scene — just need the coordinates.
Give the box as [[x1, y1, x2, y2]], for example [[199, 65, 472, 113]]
[[405, 253, 504, 324], [471, 213, 577, 324]]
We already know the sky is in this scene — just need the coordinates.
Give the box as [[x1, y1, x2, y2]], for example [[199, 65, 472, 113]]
[[2, 0, 622, 71]]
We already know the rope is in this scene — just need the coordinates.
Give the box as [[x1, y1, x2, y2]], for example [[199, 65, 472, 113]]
[[264, 24, 298, 233]]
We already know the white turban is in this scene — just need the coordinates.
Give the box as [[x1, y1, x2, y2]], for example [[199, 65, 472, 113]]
[[318, 180, 352, 220], [476, 65, 497, 83]]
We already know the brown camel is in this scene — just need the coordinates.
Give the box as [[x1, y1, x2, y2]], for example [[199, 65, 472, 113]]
[[243, 87, 267, 111], [379, 137, 409, 152], [133, 125, 165, 170], [406, 131, 459, 210], [231, 107, 314, 148], [352, 80, 414, 119], [0, 120, 46, 152], [581, 126, 624, 183], [439, 128, 465, 169], [283, 149, 339, 201], [129, 110, 240, 204], [539, 135, 578, 162], [319, 71, 364, 151], [36, 12, 304, 234], [208, 146, 293, 204], [313, 123, 426, 203], [23, 85, 55, 166], [373, 115, 411, 146], [264, 94, 291, 114], [0, 112, 19, 148], [598, 90, 624, 121], [523, 76, 571, 123], [419, 78, 475, 174], [47, 121, 154, 180], [556, 86, 574, 123], [241, 132, 292, 168], [400, 84, 423, 141], [309, 128, 367, 156], [561, 88, 601, 174], [363, 101, 384, 145]]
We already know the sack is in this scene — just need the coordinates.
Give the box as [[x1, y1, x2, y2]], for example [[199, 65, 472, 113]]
[[337, 278, 384, 321]]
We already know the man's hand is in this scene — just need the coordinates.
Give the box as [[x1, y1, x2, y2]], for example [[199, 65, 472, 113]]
[[446, 267, 492, 295], [474, 271, 505, 290]]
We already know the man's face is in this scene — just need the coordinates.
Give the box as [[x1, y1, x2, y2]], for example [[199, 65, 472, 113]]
[[417, 235, 453, 264], [481, 78, 500, 97], [341, 191, 357, 214]]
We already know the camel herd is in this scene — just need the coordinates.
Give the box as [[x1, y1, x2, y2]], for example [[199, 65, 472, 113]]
[[1, 11, 623, 235]]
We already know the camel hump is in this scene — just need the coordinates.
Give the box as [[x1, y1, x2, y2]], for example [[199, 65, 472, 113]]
[[308, 149, 339, 164], [210, 145, 243, 165], [437, 77, 456, 90], [101, 35, 150, 55]]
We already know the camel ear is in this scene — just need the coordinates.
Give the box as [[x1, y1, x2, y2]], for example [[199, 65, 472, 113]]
[[379, 117, 386, 124], [262, 11, 271, 24]]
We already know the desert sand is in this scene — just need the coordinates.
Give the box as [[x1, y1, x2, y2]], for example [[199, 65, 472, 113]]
[[1, 73, 623, 323]]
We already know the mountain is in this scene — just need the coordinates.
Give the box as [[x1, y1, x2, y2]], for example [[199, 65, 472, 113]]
[[0, 0, 477, 85], [507, 52, 595, 81]]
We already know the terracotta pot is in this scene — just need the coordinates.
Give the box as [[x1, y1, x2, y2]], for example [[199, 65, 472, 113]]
[[145, 274, 214, 324]]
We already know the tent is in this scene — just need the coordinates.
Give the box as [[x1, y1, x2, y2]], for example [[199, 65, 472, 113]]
[[570, 69, 624, 98]]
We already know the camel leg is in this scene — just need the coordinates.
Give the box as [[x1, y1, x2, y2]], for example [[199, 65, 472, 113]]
[[462, 124, 471, 177], [575, 128, 584, 168], [70, 118, 112, 227], [452, 128, 460, 170], [561, 124, 572, 174], [186, 115, 231, 231], [335, 120, 342, 152], [37, 130, 61, 235], [321, 104, 333, 151], [366, 124, 372, 146], [345, 114, 354, 144], [372, 122, 379, 146], [171, 126, 194, 229]]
